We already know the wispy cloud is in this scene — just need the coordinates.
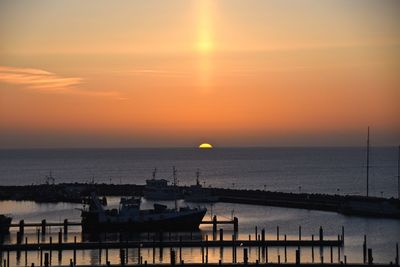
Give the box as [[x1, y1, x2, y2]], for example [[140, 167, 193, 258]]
[[0, 66, 126, 99], [0, 66, 83, 91]]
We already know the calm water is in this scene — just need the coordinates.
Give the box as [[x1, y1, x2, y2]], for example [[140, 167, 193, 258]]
[[0, 147, 399, 265]]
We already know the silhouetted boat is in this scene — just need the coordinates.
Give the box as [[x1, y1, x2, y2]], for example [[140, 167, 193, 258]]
[[143, 168, 183, 200], [81, 193, 206, 232], [184, 169, 218, 203]]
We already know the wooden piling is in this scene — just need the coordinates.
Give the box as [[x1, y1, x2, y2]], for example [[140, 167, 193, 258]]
[[284, 235, 287, 262], [63, 219, 68, 235], [396, 243, 399, 265], [233, 217, 238, 233], [120, 248, 126, 265], [330, 245, 333, 263], [311, 235, 314, 262], [319, 226, 323, 241], [41, 220, 46, 235], [44, 253, 49, 267], [276, 226, 279, 241], [243, 248, 248, 264], [299, 226, 301, 241], [219, 229, 223, 241], [368, 248, 373, 264], [295, 249, 300, 264], [363, 235, 367, 263], [261, 229, 265, 242], [73, 236, 76, 265], [19, 220, 24, 236]]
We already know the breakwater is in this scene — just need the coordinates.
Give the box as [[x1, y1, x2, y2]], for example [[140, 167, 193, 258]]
[[0, 183, 399, 218]]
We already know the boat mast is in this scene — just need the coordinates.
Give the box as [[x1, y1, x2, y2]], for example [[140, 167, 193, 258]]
[[196, 169, 200, 186], [173, 166, 178, 211], [366, 126, 370, 197]]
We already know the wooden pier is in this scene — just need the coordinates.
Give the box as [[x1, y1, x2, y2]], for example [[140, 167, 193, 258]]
[[9, 216, 239, 236]]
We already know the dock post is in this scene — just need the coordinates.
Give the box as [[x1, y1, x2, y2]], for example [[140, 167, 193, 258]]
[[58, 229, 62, 246], [284, 235, 287, 263], [73, 236, 76, 265], [255, 226, 258, 240], [299, 225, 301, 241], [330, 246, 333, 263], [363, 235, 367, 263], [278, 254, 280, 264], [179, 236, 182, 262], [138, 245, 141, 264], [232, 234, 236, 263], [276, 226, 279, 240], [368, 248, 373, 265], [41, 220, 46, 236], [265, 244, 268, 263], [233, 217, 238, 234], [40, 249, 42, 267], [312, 234, 315, 262], [170, 249, 176, 265], [338, 241, 341, 262], [341, 226, 344, 242], [120, 249, 125, 265], [105, 247, 108, 264], [219, 228, 223, 241], [63, 219, 68, 236], [19, 220, 24, 236], [344, 255, 347, 264], [49, 237, 52, 265], [396, 243, 399, 265], [7, 250, 9, 267], [295, 249, 300, 264], [261, 229, 265, 242], [213, 215, 217, 238], [243, 248, 248, 264], [44, 253, 49, 267], [206, 235, 209, 263], [16, 231, 21, 244], [319, 226, 323, 241]]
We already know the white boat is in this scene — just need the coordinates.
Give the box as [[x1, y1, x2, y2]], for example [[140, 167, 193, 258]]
[[184, 169, 219, 203], [143, 167, 183, 200]]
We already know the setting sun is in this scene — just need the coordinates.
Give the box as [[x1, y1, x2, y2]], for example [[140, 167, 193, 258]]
[[199, 143, 213, 149]]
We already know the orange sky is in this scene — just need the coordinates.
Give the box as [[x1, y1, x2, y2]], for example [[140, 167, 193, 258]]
[[0, 0, 399, 148]]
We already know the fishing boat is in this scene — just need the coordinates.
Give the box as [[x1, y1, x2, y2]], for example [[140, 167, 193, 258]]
[[184, 169, 218, 203], [81, 193, 206, 232], [0, 215, 12, 234], [143, 168, 183, 200]]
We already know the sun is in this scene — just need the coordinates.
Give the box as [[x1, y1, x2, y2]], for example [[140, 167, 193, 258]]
[[199, 143, 213, 149]]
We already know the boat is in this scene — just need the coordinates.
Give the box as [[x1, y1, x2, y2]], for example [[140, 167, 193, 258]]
[[0, 214, 12, 234], [143, 167, 183, 200], [81, 193, 207, 232], [338, 128, 400, 218], [184, 169, 219, 203]]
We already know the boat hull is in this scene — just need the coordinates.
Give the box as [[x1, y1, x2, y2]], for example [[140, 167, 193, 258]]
[[82, 209, 206, 233]]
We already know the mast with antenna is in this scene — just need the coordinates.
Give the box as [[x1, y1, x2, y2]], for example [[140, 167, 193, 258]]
[[366, 126, 370, 197], [196, 169, 200, 186]]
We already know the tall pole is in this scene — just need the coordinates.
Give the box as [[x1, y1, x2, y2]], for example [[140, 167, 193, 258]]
[[366, 127, 370, 197], [397, 145, 400, 200]]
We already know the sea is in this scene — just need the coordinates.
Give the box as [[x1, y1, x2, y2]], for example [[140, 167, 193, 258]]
[[0, 147, 399, 265]]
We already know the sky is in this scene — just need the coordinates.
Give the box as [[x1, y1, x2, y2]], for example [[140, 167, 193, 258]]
[[0, 0, 399, 148]]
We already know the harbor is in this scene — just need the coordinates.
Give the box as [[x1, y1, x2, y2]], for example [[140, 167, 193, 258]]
[[1, 183, 399, 219]]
